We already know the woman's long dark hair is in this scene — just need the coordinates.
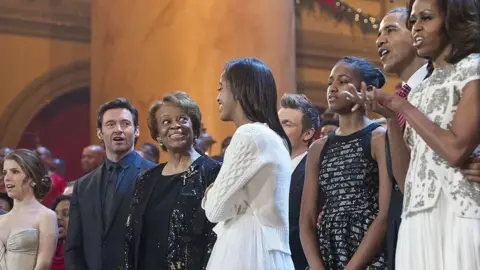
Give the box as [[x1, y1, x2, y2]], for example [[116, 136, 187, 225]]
[[407, 0, 480, 64], [223, 58, 292, 153]]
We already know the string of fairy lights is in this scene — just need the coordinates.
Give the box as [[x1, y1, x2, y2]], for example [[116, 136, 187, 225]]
[[295, 0, 380, 34]]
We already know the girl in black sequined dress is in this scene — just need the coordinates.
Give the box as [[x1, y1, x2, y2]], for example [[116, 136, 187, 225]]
[[300, 57, 391, 270]]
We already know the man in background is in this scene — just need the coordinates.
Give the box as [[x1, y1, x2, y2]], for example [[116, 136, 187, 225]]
[[278, 93, 322, 270], [81, 145, 105, 173], [0, 147, 12, 161], [211, 136, 232, 162], [136, 142, 160, 163]]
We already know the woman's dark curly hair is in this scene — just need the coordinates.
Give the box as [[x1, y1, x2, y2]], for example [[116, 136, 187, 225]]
[[407, 0, 480, 64]]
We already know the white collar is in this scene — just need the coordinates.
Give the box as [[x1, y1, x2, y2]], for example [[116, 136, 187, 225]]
[[404, 64, 429, 89], [291, 151, 308, 171]]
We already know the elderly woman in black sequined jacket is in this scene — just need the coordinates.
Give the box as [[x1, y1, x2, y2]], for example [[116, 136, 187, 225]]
[[123, 91, 221, 270]]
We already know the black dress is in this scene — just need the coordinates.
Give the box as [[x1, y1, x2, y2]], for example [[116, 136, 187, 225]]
[[123, 156, 221, 270], [318, 123, 387, 270]]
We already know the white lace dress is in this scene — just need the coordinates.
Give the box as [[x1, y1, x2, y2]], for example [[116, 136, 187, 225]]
[[202, 123, 294, 270], [396, 53, 480, 270]]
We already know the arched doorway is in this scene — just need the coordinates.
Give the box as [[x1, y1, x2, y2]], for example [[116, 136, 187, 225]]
[[0, 60, 90, 148], [17, 88, 91, 181]]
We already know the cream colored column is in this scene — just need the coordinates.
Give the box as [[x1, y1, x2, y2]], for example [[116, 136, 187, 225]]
[[91, 0, 295, 158]]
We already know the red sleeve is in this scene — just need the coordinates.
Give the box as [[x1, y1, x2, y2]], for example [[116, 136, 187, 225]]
[[41, 173, 67, 208]]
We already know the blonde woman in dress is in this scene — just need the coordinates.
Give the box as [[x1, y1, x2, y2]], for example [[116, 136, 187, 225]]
[[202, 58, 294, 270], [0, 149, 58, 270], [363, 0, 480, 268]]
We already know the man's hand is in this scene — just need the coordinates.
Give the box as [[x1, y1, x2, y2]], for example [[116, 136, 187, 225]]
[[462, 157, 480, 182], [343, 82, 396, 118]]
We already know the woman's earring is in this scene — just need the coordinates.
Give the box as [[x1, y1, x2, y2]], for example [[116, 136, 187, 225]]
[[158, 141, 163, 148]]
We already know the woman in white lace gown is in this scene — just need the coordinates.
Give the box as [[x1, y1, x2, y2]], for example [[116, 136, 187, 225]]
[[365, 0, 480, 268], [202, 58, 294, 270], [0, 149, 58, 270]]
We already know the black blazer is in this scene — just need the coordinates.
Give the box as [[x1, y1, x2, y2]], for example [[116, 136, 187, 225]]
[[124, 156, 221, 270], [385, 133, 403, 270], [289, 156, 308, 270], [65, 152, 155, 270]]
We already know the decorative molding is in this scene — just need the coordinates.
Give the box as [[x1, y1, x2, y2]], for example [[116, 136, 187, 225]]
[[0, 60, 91, 148], [296, 29, 382, 69], [297, 81, 329, 106], [0, 0, 90, 42], [295, 29, 384, 106]]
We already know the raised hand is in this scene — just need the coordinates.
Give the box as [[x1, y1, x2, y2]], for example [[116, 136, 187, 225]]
[[343, 82, 367, 112]]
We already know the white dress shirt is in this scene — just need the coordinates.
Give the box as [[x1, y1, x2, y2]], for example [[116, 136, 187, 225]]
[[291, 151, 307, 171], [404, 64, 429, 89]]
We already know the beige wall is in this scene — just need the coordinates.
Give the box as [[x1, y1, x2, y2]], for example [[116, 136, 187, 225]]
[[0, 33, 90, 147]]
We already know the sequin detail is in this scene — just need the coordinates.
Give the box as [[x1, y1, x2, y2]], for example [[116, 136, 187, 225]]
[[123, 157, 221, 270], [318, 124, 387, 269], [403, 53, 480, 218]]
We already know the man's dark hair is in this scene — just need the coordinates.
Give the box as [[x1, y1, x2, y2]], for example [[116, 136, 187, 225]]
[[96, 98, 139, 129], [280, 93, 321, 132]]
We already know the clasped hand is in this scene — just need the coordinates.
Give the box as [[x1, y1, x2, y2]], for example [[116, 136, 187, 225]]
[[342, 82, 402, 119]]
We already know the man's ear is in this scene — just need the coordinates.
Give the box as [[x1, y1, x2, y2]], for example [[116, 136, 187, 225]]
[[134, 126, 140, 139], [97, 128, 103, 141], [301, 128, 315, 144]]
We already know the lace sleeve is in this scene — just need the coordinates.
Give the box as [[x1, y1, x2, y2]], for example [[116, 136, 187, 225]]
[[202, 131, 266, 223], [458, 53, 480, 89]]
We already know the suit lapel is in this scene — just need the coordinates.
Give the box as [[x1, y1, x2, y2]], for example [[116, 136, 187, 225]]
[[91, 165, 104, 229], [104, 156, 142, 235], [290, 156, 307, 194]]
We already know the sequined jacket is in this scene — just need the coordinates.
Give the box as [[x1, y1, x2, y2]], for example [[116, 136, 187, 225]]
[[123, 156, 221, 270], [403, 53, 480, 218]]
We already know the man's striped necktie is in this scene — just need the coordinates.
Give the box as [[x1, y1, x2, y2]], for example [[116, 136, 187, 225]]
[[396, 84, 411, 130]]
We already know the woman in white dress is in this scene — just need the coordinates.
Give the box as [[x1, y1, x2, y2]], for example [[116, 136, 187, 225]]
[[202, 58, 295, 270], [0, 149, 58, 270], [363, 0, 480, 268]]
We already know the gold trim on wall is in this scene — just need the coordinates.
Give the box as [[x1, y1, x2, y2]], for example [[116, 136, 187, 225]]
[[296, 30, 381, 69], [0, 0, 90, 42]]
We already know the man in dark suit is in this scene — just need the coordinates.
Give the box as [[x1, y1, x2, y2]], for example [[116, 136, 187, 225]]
[[65, 98, 155, 270], [278, 93, 321, 269]]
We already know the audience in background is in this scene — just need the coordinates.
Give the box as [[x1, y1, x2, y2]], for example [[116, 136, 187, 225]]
[[0, 191, 13, 213], [211, 136, 232, 162], [0, 147, 12, 161], [53, 158, 67, 178], [52, 195, 72, 270], [80, 144, 105, 173], [35, 145, 67, 207], [136, 142, 160, 163], [318, 119, 339, 139]]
